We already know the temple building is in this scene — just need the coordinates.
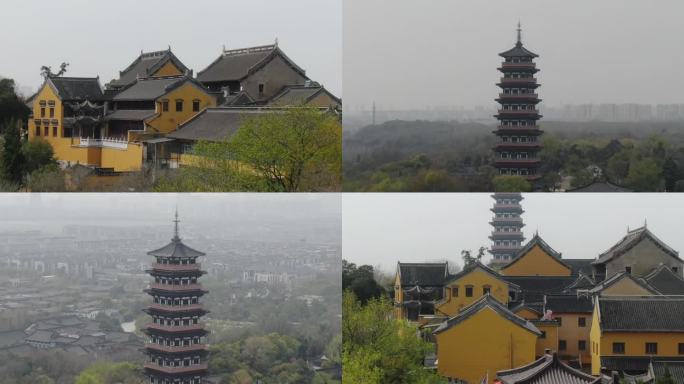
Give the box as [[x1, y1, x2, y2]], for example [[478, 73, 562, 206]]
[[488, 193, 525, 266], [143, 212, 209, 384], [497, 351, 600, 384], [493, 23, 543, 180], [590, 296, 684, 376], [25, 41, 341, 176], [393, 262, 448, 322]]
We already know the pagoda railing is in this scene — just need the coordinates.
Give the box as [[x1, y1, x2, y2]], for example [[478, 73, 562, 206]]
[[498, 93, 538, 98], [499, 77, 537, 83], [500, 62, 536, 68], [149, 263, 202, 271], [491, 217, 523, 222], [145, 343, 208, 353], [497, 109, 540, 115], [79, 137, 129, 149], [495, 159, 541, 164], [496, 125, 541, 130], [145, 323, 205, 333], [490, 231, 525, 237], [148, 283, 204, 291], [496, 143, 542, 148], [492, 204, 523, 209], [143, 362, 208, 374], [148, 303, 204, 312]]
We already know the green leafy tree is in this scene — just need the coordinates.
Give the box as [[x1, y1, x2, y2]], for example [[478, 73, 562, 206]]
[[342, 292, 444, 384], [625, 158, 663, 191], [1, 118, 24, 185], [27, 165, 66, 192], [569, 168, 594, 188], [22, 138, 57, 174], [606, 150, 631, 184], [74, 362, 143, 384], [0, 78, 31, 130], [492, 175, 532, 192], [230, 107, 341, 191]]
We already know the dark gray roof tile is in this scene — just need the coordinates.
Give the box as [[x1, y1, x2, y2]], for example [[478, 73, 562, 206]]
[[48, 77, 104, 101], [599, 296, 684, 331]]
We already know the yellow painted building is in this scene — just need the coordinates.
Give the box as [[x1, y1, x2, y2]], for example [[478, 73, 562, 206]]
[[501, 235, 572, 277], [393, 262, 449, 322], [590, 296, 684, 376], [587, 271, 660, 296], [434, 295, 540, 384], [532, 320, 560, 358], [435, 261, 516, 317]]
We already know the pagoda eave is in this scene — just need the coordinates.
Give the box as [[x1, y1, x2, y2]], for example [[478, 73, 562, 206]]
[[143, 363, 208, 375], [145, 344, 209, 355]]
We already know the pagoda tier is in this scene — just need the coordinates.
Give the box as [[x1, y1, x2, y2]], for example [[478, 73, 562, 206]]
[[493, 23, 543, 181], [143, 212, 208, 384], [489, 193, 525, 265]]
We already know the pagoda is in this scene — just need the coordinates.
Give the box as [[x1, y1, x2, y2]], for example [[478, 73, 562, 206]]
[[143, 211, 209, 384], [488, 193, 525, 266], [493, 23, 543, 180]]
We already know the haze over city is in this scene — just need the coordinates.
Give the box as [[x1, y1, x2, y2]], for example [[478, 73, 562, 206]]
[[0, 0, 341, 97], [344, 0, 684, 111], [343, 193, 684, 273]]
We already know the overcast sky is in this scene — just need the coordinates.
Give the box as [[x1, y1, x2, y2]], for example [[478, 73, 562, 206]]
[[343, 193, 684, 273], [344, 0, 684, 111], [0, 0, 341, 97], [0, 193, 340, 242]]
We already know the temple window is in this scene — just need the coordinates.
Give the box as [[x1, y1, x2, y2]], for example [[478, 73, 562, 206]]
[[35, 126, 40, 136], [192, 100, 200, 112], [40, 107, 45, 117], [451, 286, 458, 297], [53, 126, 57, 137], [483, 286, 491, 295], [44, 126, 49, 136], [258, 83, 265, 97], [175, 100, 184, 112], [645, 342, 658, 355], [465, 286, 473, 297], [162, 100, 169, 112]]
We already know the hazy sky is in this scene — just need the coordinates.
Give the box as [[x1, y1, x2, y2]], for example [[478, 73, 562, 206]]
[[0, 193, 340, 238], [343, 193, 684, 273], [0, 0, 341, 96], [344, 0, 684, 110]]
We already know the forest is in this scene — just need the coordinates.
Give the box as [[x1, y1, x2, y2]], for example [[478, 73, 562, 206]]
[[343, 119, 684, 192]]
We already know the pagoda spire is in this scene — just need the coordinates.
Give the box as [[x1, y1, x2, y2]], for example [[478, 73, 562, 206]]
[[516, 21, 522, 46], [173, 208, 180, 242]]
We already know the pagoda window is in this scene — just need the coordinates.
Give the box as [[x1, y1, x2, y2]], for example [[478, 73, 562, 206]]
[[502, 136, 509, 142], [175, 100, 184, 112]]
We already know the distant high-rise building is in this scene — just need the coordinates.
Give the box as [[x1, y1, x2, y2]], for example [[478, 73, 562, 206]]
[[493, 23, 543, 181], [488, 193, 525, 265], [143, 212, 208, 384]]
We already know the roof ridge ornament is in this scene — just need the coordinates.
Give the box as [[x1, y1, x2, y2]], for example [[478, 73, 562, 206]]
[[516, 21, 522, 46]]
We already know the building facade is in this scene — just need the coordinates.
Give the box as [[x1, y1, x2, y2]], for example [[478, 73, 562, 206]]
[[493, 24, 543, 180], [143, 213, 209, 384]]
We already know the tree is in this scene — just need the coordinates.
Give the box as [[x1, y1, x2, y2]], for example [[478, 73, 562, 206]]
[[662, 157, 681, 192], [74, 362, 143, 384], [230, 107, 341, 191], [461, 247, 486, 268], [342, 292, 444, 384], [0, 78, 31, 130], [606, 150, 631, 184], [342, 260, 385, 305], [22, 138, 57, 174], [492, 175, 532, 192], [1, 118, 24, 185], [27, 165, 66, 192], [625, 158, 663, 191]]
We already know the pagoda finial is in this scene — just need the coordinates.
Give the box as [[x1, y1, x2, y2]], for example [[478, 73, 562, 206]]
[[173, 207, 180, 241], [644, 218, 647, 228], [517, 21, 522, 46]]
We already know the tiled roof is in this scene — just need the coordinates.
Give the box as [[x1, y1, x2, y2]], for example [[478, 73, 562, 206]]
[[545, 294, 593, 314], [112, 76, 187, 101], [566, 181, 632, 192], [197, 44, 306, 83], [167, 107, 277, 142], [497, 353, 600, 384], [397, 262, 449, 286], [564, 274, 596, 291], [105, 109, 156, 121], [434, 294, 541, 336], [564, 259, 595, 277], [499, 42, 539, 58], [147, 238, 205, 258], [600, 356, 684, 373], [588, 272, 660, 295], [594, 226, 680, 265], [266, 84, 340, 107], [503, 276, 576, 303], [48, 77, 104, 101], [599, 296, 684, 332], [108, 49, 190, 89], [643, 264, 684, 295]]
